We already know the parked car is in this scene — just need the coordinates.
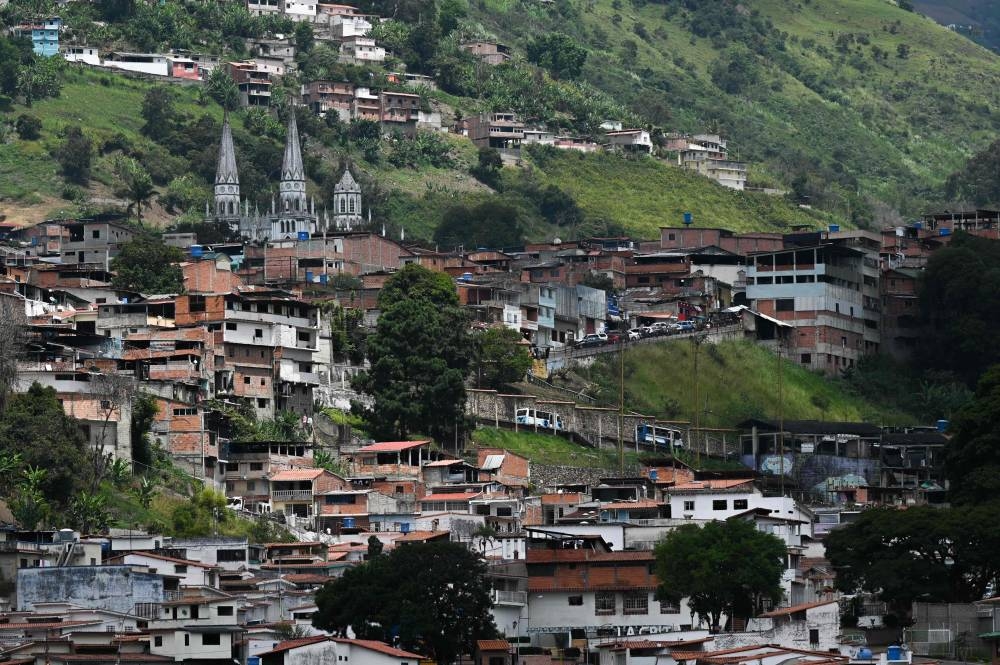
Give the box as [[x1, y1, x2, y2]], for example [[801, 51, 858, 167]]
[[606, 332, 622, 345], [672, 321, 696, 333], [574, 333, 607, 348], [627, 328, 642, 341], [650, 321, 672, 335]]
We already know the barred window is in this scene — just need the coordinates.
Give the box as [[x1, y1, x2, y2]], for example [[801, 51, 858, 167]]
[[623, 591, 648, 615], [595, 592, 615, 615]]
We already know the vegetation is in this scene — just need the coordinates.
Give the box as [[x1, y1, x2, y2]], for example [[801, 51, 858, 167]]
[[313, 541, 498, 665], [585, 340, 913, 428], [110, 234, 185, 294], [352, 264, 472, 440], [473, 327, 533, 390], [655, 519, 786, 631], [943, 366, 1000, 506], [471, 427, 640, 469]]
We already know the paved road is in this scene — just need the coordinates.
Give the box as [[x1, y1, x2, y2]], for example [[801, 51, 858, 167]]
[[554, 323, 743, 361]]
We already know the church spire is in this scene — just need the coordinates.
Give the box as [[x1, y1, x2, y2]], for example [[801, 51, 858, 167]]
[[213, 112, 241, 226], [279, 111, 308, 216]]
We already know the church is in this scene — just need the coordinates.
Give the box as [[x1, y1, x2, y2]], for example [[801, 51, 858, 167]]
[[207, 112, 364, 241]]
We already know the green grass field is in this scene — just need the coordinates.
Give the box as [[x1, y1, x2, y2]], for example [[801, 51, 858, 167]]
[[589, 340, 913, 428], [470, 426, 641, 469]]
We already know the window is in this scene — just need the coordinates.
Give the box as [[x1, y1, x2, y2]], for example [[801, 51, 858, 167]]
[[489, 658, 506, 665], [623, 591, 648, 615], [92, 229, 100, 239], [298, 331, 311, 343], [712, 499, 727, 511], [250, 462, 263, 471], [154, 636, 163, 647], [184, 634, 190, 647], [217, 606, 234, 616], [659, 599, 680, 614], [775, 298, 794, 312], [595, 592, 615, 615], [202, 634, 221, 646], [254, 328, 263, 338], [244, 376, 251, 385], [809, 629, 820, 645], [174, 565, 187, 574], [733, 499, 748, 510], [683, 500, 695, 512], [800, 354, 811, 365], [568, 596, 583, 606], [226, 322, 237, 331]]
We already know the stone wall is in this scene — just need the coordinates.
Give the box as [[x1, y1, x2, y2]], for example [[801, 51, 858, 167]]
[[530, 463, 642, 490]]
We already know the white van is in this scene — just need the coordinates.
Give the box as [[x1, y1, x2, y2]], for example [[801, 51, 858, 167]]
[[515, 408, 565, 431], [635, 423, 684, 448]]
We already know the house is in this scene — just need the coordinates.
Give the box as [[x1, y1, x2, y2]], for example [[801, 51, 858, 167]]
[[227, 61, 272, 106], [524, 532, 695, 647], [248, 0, 281, 16], [281, 0, 317, 21], [58, 218, 138, 266], [301, 80, 354, 118], [314, 489, 403, 532], [17, 565, 165, 615], [676, 134, 747, 190], [107, 551, 222, 589], [380, 90, 421, 134], [744, 600, 841, 651], [466, 112, 525, 150], [605, 129, 653, 154], [350, 440, 438, 476], [138, 591, 242, 664], [14, 17, 61, 57], [167, 56, 201, 80], [260, 636, 425, 665], [477, 640, 512, 665], [879, 267, 920, 359], [663, 479, 808, 522], [477, 448, 530, 487], [330, 12, 372, 38], [340, 36, 385, 63], [226, 440, 315, 513], [461, 41, 511, 65], [268, 467, 349, 523], [61, 45, 100, 65], [104, 52, 170, 76]]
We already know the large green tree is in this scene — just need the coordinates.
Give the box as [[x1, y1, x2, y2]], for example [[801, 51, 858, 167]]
[[943, 365, 1000, 506], [352, 264, 471, 440], [919, 233, 1000, 384], [433, 201, 524, 251], [110, 234, 185, 294], [654, 518, 785, 631], [826, 505, 1000, 612], [526, 32, 588, 80], [0, 383, 93, 507], [474, 327, 532, 390], [313, 541, 497, 664]]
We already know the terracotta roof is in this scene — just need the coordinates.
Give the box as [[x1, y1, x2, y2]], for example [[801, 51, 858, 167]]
[[670, 479, 754, 491], [420, 492, 483, 503], [0, 620, 100, 630], [422, 459, 467, 467], [395, 530, 449, 542], [357, 440, 431, 453], [270, 468, 324, 481], [258, 635, 330, 655], [337, 638, 424, 659], [477, 639, 511, 651], [540, 493, 583, 505], [757, 599, 839, 617], [669, 647, 763, 661], [52, 656, 172, 663], [283, 574, 330, 584]]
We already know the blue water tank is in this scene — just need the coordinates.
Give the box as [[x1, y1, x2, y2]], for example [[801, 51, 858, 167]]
[[913, 221, 923, 230], [319, 274, 328, 285], [649, 469, 658, 481], [190, 244, 203, 258], [400, 522, 411, 534], [829, 224, 840, 233], [248, 658, 261, 665], [936, 419, 950, 432], [343, 517, 356, 529], [297, 231, 309, 241], [940, 227, 951, 236], [683, 212, 693, 225], [858, 649, 873, 661], [460, 272, 473, 282], [887, 646, 903, 661], [305, 271, 314, 283]]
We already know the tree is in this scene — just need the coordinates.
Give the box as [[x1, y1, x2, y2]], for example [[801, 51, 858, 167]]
[[0, 297, 27, 414], [942, 365, 1000, 505], [526, 33, 588, 79], [654, 519, 785, 631], [825, 505, 1000, 613], [351, 264, 471, 440], [0, 383, 93, 507], [206, 67, 240, 111], [469, 147, 503, 188], [141, 86, 176, 141], [710, 45, 761, 94], [0, 37, 33, 99], [57, 126, 93, 184], [474, 327, 532, 390], [16, 56, 62, 106], [294, 20, 315, 54], [69, 491, 111, 534], [10, 466, 49, 530], [113, 156, 156, 225], [110, 235, 185, 294], [366, 534, 383, 558], [171, 488, 228, 537], [313, 541, 497, 664], [15, 114, 41, 140], [433, 201, 524, 250]]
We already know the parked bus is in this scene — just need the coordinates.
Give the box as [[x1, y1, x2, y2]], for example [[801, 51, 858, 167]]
[[635, 423, 685, 449], [515, 408, 565, 431]]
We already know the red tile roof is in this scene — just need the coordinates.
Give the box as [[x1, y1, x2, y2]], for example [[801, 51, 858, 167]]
[[477, 639, 511, 651], [757, 599, 838, 617], [337, 638, 424, 659], [258, 635, 330, 655], [602, 499, 662, 510], [270, 468, 324, 481], [540, 493, 583, 505], [108, 551, 218, 569], [52, 656, 172, 662], [0, 620, 100, 631], [395, 530, 449, 542], [670, 479, 754, 491], [357, 440, 431, 453], [422, 459, 467, 467]]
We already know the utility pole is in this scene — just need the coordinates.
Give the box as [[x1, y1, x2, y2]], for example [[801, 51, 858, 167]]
[[691, 334, 706, 467], [778, 336, 785, 496], [618, 331, 625, 474]]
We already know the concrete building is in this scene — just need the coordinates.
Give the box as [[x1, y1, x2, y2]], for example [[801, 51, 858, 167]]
[[104, 52, 170, 76], [461, 41, 511, 65], [466, 112, 525, 150], [17, 566, 164, 614], [260, 636, 425, 665]]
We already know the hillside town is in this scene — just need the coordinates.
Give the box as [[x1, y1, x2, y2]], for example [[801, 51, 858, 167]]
[[4, 1, 1000, 665]]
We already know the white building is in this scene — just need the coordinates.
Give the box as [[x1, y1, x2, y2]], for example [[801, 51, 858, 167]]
[[259, 635, 425, 665], [743, 600, 841, 651], [103, 52, 170, 76], [61, 45, 100, 65], [330, 13, 372, 38], [340, 36, 385, 63], [606, 129, 653, 154], [108, 551, 222, 589], [662, 479, 810, 523], [281, 0, 317, 21], [142, 592, 242, 663]]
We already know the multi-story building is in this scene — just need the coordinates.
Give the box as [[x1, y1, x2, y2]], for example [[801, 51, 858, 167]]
[[466, 112, 525, 150], [301, 80, 354, 118], [605, 129, 653, 154], [746, 244, 870, 374], [675, 134, 748, 190], [58, 219, 137, 266], [460, 41, 511, 65], [227, 61, 272, 107], [339, 36, 385, 63], [14, 17, 61, 57]]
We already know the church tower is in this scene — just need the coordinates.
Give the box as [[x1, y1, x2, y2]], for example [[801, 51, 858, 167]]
[[332, 167, 363, 231], [279, 112, 308, 216], [213, 114, 242, 229]]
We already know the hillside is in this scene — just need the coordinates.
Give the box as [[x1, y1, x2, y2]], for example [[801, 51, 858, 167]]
[[581, 340, 914, 428], [467, 0, 1000, 223], [914, 1, 1000, 51]]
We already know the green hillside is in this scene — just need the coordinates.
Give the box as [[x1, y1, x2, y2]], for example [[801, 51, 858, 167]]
[[584, 340, 914, 428], [914, 1, 1000, 51], [467, 0, 1000, 222]]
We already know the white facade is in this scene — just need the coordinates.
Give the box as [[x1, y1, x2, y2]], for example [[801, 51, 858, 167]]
[[740, 601, 841, 651], [147, 596, 241, 663], [282, 0, 317, 21], [103, 53, 170, 76], [113, 552, 220, 588], [664, 486, 807, 522], [264, 637, 424, 665], [331, 14, 372, 38], [62, 45, 100, 65], [340, 37, 385, 62]]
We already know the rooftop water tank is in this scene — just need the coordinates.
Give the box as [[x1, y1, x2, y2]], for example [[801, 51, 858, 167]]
[[319, 274, 328, 285], [400, 522, 411, 534], [649, 469, 658, 481], [297, 231, 309, 241], [936, 419, 950, 432], [913, 221, 923, 230], [190, 244, 203, 258], [940, 228, 951, 236], [343, 517, 356, 529], [305, 271, 314, 283], [858, 648, 873, 661], [829, 224, 840, 233], [887, 646, 903, 662], [460, 272, 473, 282], [683, 212, 693, 226]]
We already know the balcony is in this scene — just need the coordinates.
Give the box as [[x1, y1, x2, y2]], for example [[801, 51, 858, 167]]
[[271, 489, 313, 501], [493, 590, 527, 606]]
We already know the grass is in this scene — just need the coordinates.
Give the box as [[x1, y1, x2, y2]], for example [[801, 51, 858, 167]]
[[470, 426, 641, 469], [587, 340, 914, 429]]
